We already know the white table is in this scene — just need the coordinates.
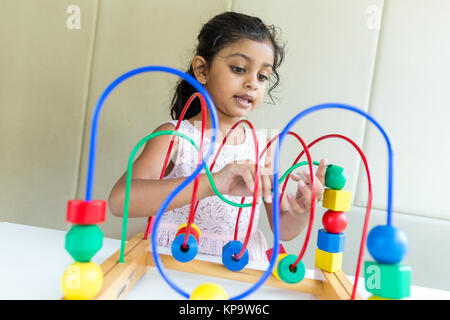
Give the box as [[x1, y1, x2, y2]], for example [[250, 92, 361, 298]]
[[1, 222, 449, 300]]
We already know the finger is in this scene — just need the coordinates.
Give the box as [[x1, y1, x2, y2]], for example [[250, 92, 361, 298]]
[[297, 179, 312, 209], [290, 172, 301, 182], [302, 170, 312, 185], [259, 164, 271, 184], [240, 167, 255, 193], [287, 193, 304, 214], [301, 173, 322, 204], [260, 162, 272, 177], [261, 174, 273, 203], [313, 177, 325, 202], [248, 164, 264, 197], [304, 171, 324, 200], [265, 167, 280, 195], [316, 158, 328, 185], [268, 167, 274, 185], [280, 192, 290, 211]]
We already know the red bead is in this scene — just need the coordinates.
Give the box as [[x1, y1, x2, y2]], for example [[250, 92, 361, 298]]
[[266, 243, 287, 261], [66, 200, 107, 224], [175, 226, 200, 243], [322, 210, 347, 234]]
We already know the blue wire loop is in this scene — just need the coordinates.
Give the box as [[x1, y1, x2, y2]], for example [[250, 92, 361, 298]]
[[272, 102, 394, 229], [85, 65, 281, 300]]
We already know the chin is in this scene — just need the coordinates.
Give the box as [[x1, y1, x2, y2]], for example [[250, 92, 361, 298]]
[[232, 109, 251, 118], [219, 106, 251, 119]]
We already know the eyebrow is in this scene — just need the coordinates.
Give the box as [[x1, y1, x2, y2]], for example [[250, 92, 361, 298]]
[[226, 52, 273, 68]]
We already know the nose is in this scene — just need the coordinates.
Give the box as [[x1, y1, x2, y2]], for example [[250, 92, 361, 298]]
[[244, 73, 258, 90]]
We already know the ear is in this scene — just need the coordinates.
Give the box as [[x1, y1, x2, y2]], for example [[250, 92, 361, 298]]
[[192, 55, 209, 85]]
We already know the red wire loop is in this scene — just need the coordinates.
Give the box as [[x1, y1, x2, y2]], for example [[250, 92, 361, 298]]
[[235, 132, 372, 300], [182, 100, 207, 247], [143, 92, 207, 240], [194, 119, 260, 260], [234, 131, 316, 269], [296, 134, 373, 300]]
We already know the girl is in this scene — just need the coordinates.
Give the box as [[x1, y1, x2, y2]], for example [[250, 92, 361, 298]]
[[108, 12, 327, 262]]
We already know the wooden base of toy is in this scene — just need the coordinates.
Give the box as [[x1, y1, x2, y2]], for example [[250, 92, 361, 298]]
[[87, 233, 363, 300]]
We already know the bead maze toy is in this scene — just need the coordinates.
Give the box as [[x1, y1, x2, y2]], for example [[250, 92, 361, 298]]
[[61, 65, 411, 300]]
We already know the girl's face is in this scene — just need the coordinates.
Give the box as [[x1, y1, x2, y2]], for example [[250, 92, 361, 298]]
[[200, 38, 275, 119]]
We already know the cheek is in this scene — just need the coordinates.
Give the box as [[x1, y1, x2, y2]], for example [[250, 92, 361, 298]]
[[256, 84, 268, 101]]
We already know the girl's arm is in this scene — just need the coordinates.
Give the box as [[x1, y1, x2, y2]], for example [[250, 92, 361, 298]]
[[108, 122, 214, 218]]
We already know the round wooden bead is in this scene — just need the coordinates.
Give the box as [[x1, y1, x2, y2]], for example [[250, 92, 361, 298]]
[[177, 223, 201, 239], [325, 165, 347, 190], [175, 226, 200, 243], [322, 210, 348, 234], [66, 200, 106, 224], [61, 262, 103, 300], [190, 283, 228, 300], [277, 254, 306, 284], [222, 240, 249, 272], [367, 225, 409, 264], [272, 253, 288, 280], [171, 234, 198, 263], [65, 225, 103, 262]]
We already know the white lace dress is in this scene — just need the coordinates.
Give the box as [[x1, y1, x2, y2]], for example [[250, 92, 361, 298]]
[[156, 119, 268, 262]]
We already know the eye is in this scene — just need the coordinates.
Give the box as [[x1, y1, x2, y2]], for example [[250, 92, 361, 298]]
[[258, 74, 269, 82], [231, 66, 245, 74]]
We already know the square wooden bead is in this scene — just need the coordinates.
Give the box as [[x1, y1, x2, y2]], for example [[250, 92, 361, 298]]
[[364, 261, 411, 299], [317, 229, 345, 253], [314, 248, 343, 273], [322, 189, 351, 211]]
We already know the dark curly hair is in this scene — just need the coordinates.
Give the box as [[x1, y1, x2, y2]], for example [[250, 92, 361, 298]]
[[170, 11, 286, 120]]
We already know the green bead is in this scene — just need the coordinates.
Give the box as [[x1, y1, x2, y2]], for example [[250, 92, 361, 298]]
[[277, 254, 305, 284], [325, 165, 347, 190], [364, 261, 411, 299], [65, 225, 103, 262]]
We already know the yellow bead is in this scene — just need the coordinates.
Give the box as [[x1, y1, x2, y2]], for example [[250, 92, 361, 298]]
[[272, 253, 288, 280], [190, 283, 228, 300], [368, 295, 399, 300], [322, 189, 352, 211], [314, 248, 343, 273], [177, 223, 202, 239], [61, 262, 103, 300]]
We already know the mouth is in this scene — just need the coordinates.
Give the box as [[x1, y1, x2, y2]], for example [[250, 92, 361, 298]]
[[233, 95, 254, 108]]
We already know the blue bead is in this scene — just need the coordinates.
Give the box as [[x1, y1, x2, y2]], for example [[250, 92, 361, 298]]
[[367, 225, 408, 264], [171, 234, 198, 263], [222, 241, 249, 271], [317, 228, 345, 253]]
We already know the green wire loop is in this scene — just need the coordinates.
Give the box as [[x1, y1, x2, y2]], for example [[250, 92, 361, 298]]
[[120, 130, 321, 261]]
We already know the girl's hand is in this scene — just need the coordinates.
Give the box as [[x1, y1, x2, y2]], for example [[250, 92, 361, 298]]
[[212, 160, 267, 197], [286, 158, 327, 217], [213, 161, 290, 210]]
